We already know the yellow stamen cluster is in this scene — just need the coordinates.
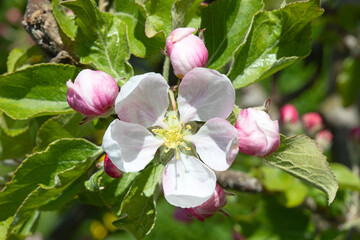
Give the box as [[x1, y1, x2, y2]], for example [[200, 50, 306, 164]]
[[152, 113, 193, 159]]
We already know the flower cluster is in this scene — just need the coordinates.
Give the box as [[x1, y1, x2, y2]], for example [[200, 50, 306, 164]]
[[279, 104, 333, 151], [66, 27, 281, 220]]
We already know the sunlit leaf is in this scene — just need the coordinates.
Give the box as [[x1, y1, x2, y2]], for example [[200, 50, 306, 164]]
[[267, 135, 338, 205], [63, 0, 133, 84], [228, 0, 323, 89], [0, 64, 79, 120]]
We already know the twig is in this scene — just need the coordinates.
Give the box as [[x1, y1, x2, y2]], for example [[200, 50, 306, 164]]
[[215, 170, 263, 193], [22, 0, 75, 64]]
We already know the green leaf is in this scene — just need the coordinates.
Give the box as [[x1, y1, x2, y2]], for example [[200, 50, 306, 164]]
[[99, 172, 139, 214], [34, 113, 97, 151], [172, 0, 202, 29], [85, 169, 104, 191], [0, 138, 102, 223], [0, 113, 29, 137], [266, 135, 338, 205], [0, 125, 34, 161], [114, 0, 165, 57], [113, 164, 164, 240], [62, 0, 133, 84], [52, 0, 77, 40], [40, 174, 86, 211], [0, 64, 79, 120], [330, 163, 360, 192], [135, 0, 175, 39], [201, 0, 263, 70], [6, 47, 43, 74], [228, 0, 323, 89]]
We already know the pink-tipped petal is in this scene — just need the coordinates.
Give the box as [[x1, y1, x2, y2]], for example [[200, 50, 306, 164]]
[[102, 119, 163, 172], [166, 28, 196, 56], [184, 118, 239, 171], [235, 108, 280, 157], [115, 73, 169, 128], [162, 153, 216, 208], [178, 68, 235, 123]]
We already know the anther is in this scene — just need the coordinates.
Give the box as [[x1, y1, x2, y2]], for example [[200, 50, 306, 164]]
[[186, 125, 191, 129], [185, 147, 191, 151]]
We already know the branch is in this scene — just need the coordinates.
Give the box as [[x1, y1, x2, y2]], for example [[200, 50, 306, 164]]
[[215, 170, 263, 193], [22, 0, 75, 64]]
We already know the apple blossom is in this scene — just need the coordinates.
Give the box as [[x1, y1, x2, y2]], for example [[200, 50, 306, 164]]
[[302, 112, 323, 134], [166, 28, 208, 79], [235, 108, 280, 157], [102, 68, 239, 208], [280, 104, 298, 125], [66, 69, 119, 116], [185, 183, 227, 222], [104, 154, 123, 178]]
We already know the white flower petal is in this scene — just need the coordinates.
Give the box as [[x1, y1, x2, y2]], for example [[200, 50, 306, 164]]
[[102, 119, 163, 172], [177, 68, 235, 122], [115, 73, 169, 128], [185, 118, 239, 171], [162, 153, 216, 208]]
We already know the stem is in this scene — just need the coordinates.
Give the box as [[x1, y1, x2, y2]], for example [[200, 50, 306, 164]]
[[162, 56, 170, 82], [168, 89, 177, 111]]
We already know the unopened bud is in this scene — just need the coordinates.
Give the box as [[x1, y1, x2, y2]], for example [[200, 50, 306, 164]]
[[185, 184, 226, 222], [104, 154, 122, 178], [235, 108, 280, 157], [315, 130, 333, 152], [166, 28, 208, 79], [280, 104, 298, 125], [301, 112, 323, 134], [67, 69, 119, 117]]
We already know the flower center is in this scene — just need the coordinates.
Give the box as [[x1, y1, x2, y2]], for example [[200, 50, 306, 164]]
[[151, 111, 192, 158]]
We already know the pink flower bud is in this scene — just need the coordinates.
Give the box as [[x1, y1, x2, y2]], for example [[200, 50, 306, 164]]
[[235, 108, 280, 157], [67, 69, 119, 116], [302, 112, 323, 134], [315, 130, 333, 152], [104, 154, 123, 178], [166, 28, 208, 79], [280, 104, 298, 125], [185, 184, 226, 222]]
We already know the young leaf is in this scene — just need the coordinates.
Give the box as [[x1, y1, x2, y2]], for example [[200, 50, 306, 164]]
[[7, 46, 44, 73], [62, 0, 133, 84], [0, 138, 102, 223], [114, 0, 165, 57], [0, 64, 79, 120], [266, 135, 338, 205], [52, 0, 77, 40], [172, 0, 202, 29], [135, 0, 175, 39], [201, 0, 263, 70], [228, 0, 323, 89], [113, 163, 164, 240], [85, 169, 104, 192]]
